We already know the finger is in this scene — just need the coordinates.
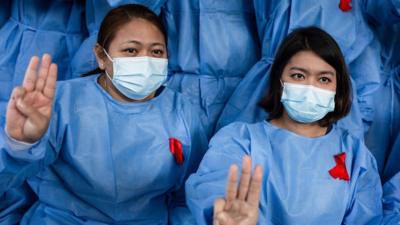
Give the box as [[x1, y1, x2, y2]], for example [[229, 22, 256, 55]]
[[237, 155, 252, 201], [43, 63, 57, 99], [213, 198, 226, 225], [16, 98, 44, 124], [7, 87, 26, 113], [23, 56, 40, 91], [9, 87, 26, 103], [224, 164, 238, 210], [246, 165, 263, 207], [35, 54, 52, 92]]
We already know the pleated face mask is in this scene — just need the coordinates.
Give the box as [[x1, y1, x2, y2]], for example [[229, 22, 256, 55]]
[[280, 82, 336, 123], [104, 50, 168, 100]]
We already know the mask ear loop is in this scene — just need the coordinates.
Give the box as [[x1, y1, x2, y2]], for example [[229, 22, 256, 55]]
[[103, 49, 113, 62], [102, 48, 114, 89]]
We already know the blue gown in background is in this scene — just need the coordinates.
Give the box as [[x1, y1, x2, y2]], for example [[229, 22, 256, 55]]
[[363, 0, 400, 182], [163, 0, 260, 138], [382, 172, 400, 225], [0, 75, 208, 224], [0, 1, 36, 225], [70, 0, 166, 78], [0, 183, 36, 225], [186, 121, 383, 225], [0, 0, 86, 117], [216, 0, 381, 138], [0, 0, 11, 28]]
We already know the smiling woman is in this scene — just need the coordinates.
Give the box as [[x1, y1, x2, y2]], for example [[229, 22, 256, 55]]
[[0, 4, 208, 225]]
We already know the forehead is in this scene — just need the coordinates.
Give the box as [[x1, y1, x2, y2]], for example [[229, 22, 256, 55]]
[[112, 18, 165, 45], [285, 51, 336, 73]]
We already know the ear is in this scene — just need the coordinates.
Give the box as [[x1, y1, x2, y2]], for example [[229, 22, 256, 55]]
[[94, 44, 107, 70]]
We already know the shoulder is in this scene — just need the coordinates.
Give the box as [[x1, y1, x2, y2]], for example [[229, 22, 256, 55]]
[[55, 75, 98, 99], [336, 126, 379, 173], [210, 121, 267, 149]]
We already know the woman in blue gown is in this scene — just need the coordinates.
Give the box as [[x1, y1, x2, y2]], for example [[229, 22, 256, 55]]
[[186, 27, 382, 225], [0, 4, 207, 224], [217, 0, 381, 139]]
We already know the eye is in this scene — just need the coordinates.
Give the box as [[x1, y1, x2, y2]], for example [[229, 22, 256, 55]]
[[124, 48, 138, 55], [290, 73, 305, 80], [151, 49, 164, 57], [319, 76, 332, 84]]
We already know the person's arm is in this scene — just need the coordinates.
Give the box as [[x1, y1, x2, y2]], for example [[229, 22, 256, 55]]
[[185, 123, 263, 225], [0, 54, 61, 193], [343, 143, 383, 225]]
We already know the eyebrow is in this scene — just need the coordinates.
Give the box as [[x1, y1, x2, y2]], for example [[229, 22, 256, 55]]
[[122, 40, 165, 48], [289, 66, 335, 76]]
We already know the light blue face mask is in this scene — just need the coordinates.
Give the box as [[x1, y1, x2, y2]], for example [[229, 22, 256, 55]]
[[104, 50, 168, 100], [280, 82, 336, 123]]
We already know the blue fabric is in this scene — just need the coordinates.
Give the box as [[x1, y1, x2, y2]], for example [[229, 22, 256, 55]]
[[186, 121, 383, 225], [216, 0, 381, 138], [70, 0, 166, 78], [382, 172, 400, 225], [0, 0, 87, 118], [366, 9, 400, 182], [0, 115, 36, 225], [0, 75, 208, 224], [163, 0, 260, 137], [0, 183, 36, 225], [0, 0, 11, 28], [362, 0, 400, 25]]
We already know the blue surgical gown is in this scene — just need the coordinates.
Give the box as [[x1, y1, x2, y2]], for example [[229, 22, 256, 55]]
[[186, 121, 383, 225], [0, 183, 36, 225], [0, 75, 208, 224], [216, 0, 381, 138], [163, 0, 260, 137], [363, 0, 400, 182], [0, 0, 86, 117], [70, 0, 166, 78], [382, 172, 400, 225], [0, 0, 11, 28]]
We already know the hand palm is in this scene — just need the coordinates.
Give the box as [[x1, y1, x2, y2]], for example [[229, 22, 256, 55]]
[[6, 55, 57, 143], [213, 156, 263, 225]]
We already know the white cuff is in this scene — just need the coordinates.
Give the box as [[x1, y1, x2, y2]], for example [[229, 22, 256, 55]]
[[4, 127, 37, 151]]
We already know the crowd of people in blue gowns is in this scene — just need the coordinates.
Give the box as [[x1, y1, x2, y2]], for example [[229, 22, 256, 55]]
[[0, 0, 399, 224]]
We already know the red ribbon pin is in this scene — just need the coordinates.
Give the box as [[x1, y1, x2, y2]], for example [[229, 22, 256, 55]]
[[329, 152, 350, 181], [339, 0, 352, 12], [169, 138, 184, 165]]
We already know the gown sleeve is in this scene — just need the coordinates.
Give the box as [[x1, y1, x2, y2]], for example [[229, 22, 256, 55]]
[[0, 98, 65, 194], [185, 122, 252, 225], [343, 139, 383, 225]]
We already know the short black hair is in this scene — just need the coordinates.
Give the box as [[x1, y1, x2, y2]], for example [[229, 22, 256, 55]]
[[259, 27, 352, 127]]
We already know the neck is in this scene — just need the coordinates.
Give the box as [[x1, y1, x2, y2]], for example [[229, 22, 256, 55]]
[[270, 111, 328, 138], [98, 74, 155, 103]]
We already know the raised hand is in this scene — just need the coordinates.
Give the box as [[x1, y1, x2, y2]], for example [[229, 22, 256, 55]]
[[213, 156, 263, 225], [6, 54, 58, 143]]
